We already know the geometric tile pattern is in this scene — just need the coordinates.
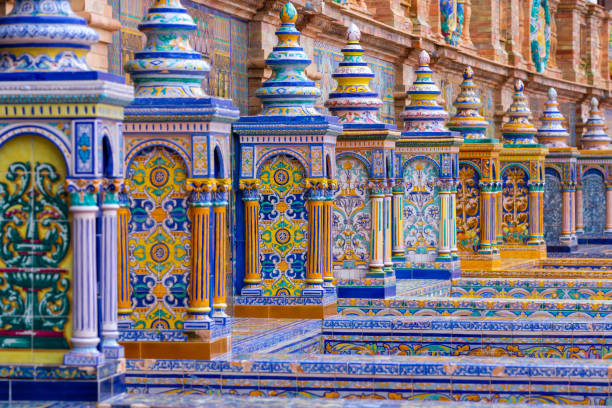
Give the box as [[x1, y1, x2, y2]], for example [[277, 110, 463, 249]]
[[127, 146, 191, 330]]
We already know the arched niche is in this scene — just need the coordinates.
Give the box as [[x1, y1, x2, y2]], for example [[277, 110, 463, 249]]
[[0, 134, 71, 350], [257, 154, 308, 296], [543, 167, 562, 243], [126, 145, 191, 330], [332, 156, 371, 277]]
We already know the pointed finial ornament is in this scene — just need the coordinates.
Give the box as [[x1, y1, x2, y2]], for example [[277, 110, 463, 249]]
[[501, 79, 538, 144], [0, 0, 99, 72], [255, 2, 321, 116], [537, 87, 569, 148], [401, 50, 451, 136], [447, 65, 489, 140], [325, 23, 384, 127], [125, 0, 209, 98], [581, 97, 611, 150]]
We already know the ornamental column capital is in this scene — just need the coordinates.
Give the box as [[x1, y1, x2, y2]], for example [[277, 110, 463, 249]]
[[66, 178, 101, 207], [186, 178, 216, 205], [239, 178, 260, 201]]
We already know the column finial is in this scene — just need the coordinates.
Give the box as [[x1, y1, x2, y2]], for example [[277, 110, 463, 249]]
[[501, 79, 537, 144], [0, 0, 98, 72], [125, 0, 210, 98], [581, 96, 611, 150], [401, 50, 451, 137], [325, 23, 384, 127], [447, 65, 489, 140], [537, 87, 569, 148], [255, 2, 321, 116]]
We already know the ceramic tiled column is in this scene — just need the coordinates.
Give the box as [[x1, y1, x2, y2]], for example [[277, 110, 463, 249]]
[[212, 179, 231, 323], [240, 179, 263, 296], [392, 183, 405, 261], [322, 181, 336, 293], [368, 181, 386, 277], [184, 180, 214, 329], [305, 179, 326, 296], [383, 183, 393, 274], [64, 179, 104, 366], [117, 187, 133, 329], [100, 179, 122, 358]]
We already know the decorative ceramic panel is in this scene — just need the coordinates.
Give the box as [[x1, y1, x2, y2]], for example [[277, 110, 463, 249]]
[[583, 171, 606, 235], [258, 155, 308, 296], [440, 0, 464, 46], [0, 135, 71, 349], [312, 41, 394, 124], [109, 0, 248, 114], [456, 164, 480, 253], [502, 166, 529, 244], [127, 146, 191, 329], [332, 157, 371, 273], [403, 159, 439, 262], [543, 169, 562, 243], [530, 0, 551, 73]]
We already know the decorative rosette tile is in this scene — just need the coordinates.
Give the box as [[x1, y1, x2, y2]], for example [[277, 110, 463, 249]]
[[125, 0, 210, 98], [255, 2, 321, 116], [581, 97, 611, 150], [447, 66, 488, 140], [537, 88, 569, 148], [501, 79, 538, 144], [0, 0, 99, 72], [324, 23, 383, 128], [401, 51, 451, 137]]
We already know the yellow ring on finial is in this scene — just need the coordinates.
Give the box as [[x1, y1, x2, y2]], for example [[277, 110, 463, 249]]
[[280, 2, 298, 24]]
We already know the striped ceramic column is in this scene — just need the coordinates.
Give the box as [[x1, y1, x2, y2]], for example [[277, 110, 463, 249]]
[[560, 184, 573, 243], [304, 179, 326, 296], [368, 181, 385, 276], [117, 186, 132, 328], [575, 184, 584, 234], [212, 179, 230, 321], [184, 180, 214, 329], [436, 180, 452, 260], [322, 180, 336, 293], [495, 183, 503, 248], [527, 182, 544, 244], [606, 185, 612, 233], [240, 179, 263, 296], [449, 180, 458, 258], [383, 182, 393, 274], [63, 179, 104, 366], [391, 182, 405, 261], [478, 183, 494, 254], [100, 179, 122, 358]]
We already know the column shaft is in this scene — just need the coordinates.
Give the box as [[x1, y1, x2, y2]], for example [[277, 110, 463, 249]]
[[322, 185, 335, 293], [391, 185, 405, 260], [606, 187, 612, 233], [117, 205, 132, 327], [575, 186, 584, 233], [101, 202, 121, 357], [450, 185, 458, 258], [368, 185, 385, 276], [478, 189, 494, 254], [212, 196, 228, 319], [383, 186, 393, 273], [187, 205, 211, 325], [560, 189, 572, 242], [64, 199, 104, 366], [306, 195, 325, 293]]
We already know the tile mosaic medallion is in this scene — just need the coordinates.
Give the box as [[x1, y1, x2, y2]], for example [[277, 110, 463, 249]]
[[0, 135, 71, 350], [402, 159, 439, 262], [501, 165, 529, 244], [583, 170, 606, 235], [258, 155, 308, 296], [127, 146, 191, 329], [332, 156, 371, 273], [543, 168, 562, 243], [456, 163, 480, 253]]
